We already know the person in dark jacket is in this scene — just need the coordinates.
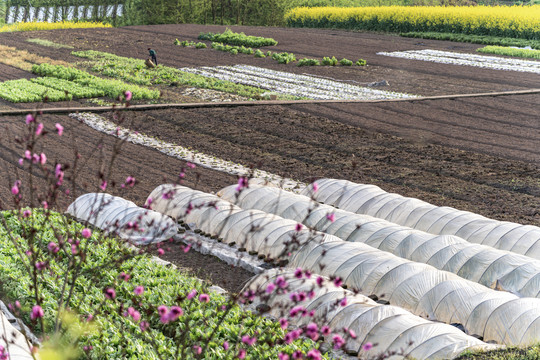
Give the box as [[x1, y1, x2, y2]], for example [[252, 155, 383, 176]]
[[148, 48, 157, 65]]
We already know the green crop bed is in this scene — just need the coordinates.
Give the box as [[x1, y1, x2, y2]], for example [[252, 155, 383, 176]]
[[198, 29, 278, 47], [31, 63, 160, 100], [30, 77, 106, 99], [0, 210, 325, 359], [0, 79, 71, 103]]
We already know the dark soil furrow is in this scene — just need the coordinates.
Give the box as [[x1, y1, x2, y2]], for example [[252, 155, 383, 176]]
[[108, 107, 539, 225]]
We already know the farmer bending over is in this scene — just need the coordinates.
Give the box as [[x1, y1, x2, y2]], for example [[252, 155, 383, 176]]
[[148, 48, 157, 65]]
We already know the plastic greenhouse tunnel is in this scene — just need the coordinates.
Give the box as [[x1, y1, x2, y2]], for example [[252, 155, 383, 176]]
[[218, 184, 540, 298], [299, 179, 540, 259], [66, 193, 177, 245], [147, 184, 540, 346], [244, 268, 498, 359]]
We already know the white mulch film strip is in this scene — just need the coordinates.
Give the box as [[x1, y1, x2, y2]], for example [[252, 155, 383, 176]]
[[378, 49, 540, 74], [179, 65, 417, 100], [69, 113, 305, 192]]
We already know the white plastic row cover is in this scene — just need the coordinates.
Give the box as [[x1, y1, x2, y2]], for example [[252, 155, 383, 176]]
[[301, 179, 540, 259], [291, 239, 540, 346], [219, 185, 540, 298], [66, 193, 177, 245], [244, 269, 498, 359], [147, 184, 540, 346], [147, 184, 332, 259]]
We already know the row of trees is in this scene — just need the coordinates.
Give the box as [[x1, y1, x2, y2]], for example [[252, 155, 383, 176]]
[[0, 0, 291, 26], [129, 0, 289, 26]]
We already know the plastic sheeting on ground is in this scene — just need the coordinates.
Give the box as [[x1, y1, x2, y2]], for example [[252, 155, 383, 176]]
[[149, 184, 540, 346], [219, 185, 540, 298], [66, 193, 177, 245], [299, 179, 540, 260], [244, 269, 498, 359]]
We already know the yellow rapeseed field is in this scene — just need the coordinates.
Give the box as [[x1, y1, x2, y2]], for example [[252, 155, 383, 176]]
[[285, 6, 540, 39], [0, 21, 112, 33]]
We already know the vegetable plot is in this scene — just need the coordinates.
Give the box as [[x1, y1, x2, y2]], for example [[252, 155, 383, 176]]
[[477, 46, 540, 60], [179, 65, 416, 100], [301, 179, 540, 259], [377, 49, 540, 74], [72, 50, 268, 99], [147, 184, 540, 346], [0, 79, 70, 103], [30, 77, 106, 98], [219, 185, 540, 298], [31, 63, 160, 100], [246, 269, 498, 358], [198, 29, 278, 47], [0, 211, 320, 359], [0, 63, 160, 103]]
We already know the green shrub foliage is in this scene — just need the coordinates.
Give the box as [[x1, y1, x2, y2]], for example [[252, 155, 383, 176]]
[[198, 28, 278, 47], [297, 58, 320, 66], [321, 56, 338, 66]]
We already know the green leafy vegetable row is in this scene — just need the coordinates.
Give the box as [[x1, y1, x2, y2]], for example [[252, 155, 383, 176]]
[[400, 32, 540, 50], [211, 42, 255, 55], [198, 28, 278, 47], [31, 63, 160, 100], [0, 78, 71, 103], [26, 38, 75, 49], [30, 77, 106, 98], [175, 39, 367, 67], [0, 210, 325, 359]]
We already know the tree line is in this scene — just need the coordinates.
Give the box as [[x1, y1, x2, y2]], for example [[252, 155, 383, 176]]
[[1, 0, 291, 26]]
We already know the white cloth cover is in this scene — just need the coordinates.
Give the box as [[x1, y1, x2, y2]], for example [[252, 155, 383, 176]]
[[66, 193, 177, 245], [243, 269, 498, 359], [219, 185, 540, 298], [299, 179, 540, 259], [150, 184, 540, 346]]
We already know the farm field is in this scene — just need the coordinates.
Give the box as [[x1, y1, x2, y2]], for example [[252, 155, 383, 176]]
[[0, 23, 539, 270], [0, 23, 539, 357]]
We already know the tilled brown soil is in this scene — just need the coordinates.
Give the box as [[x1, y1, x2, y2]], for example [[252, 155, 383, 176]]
[[0, 24, 538, 292], [0, 24, 538, 163], [102, 105, 540, 226]]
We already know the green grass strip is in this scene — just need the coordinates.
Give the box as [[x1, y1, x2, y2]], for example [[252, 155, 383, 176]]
[[400, 32, 540, 50], [0, 210, 325, 359], [27, 38, 74, 49], [477, 45, 540, 59], [0, 78, 71, 103]]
